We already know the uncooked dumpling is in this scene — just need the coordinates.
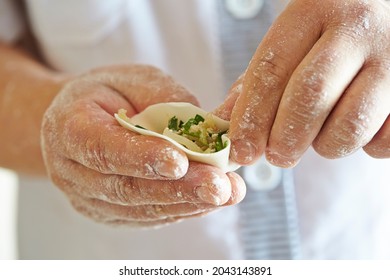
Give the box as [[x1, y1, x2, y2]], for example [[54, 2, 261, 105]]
[[115, 102, 240, 173]]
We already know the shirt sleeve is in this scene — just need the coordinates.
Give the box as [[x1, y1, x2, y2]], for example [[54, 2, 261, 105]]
[[0, 0, 24, 43]]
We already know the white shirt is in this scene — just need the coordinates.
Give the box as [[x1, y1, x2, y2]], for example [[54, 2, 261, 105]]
[[1, 0, 390, 259]]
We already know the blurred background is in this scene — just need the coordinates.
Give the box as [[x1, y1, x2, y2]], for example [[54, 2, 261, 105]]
[[0, 168, 18, 259]]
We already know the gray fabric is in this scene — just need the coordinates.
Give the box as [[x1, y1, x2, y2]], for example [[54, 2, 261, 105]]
[[217, 0, 276, 93], [238, 168, 301, 259], [217, 0, 301, 259]]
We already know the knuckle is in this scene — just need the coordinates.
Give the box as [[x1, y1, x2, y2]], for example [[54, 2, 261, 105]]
[[288, 92, 327, 123], [298, 69, 329, 102], [365, 58, 390, 76], [287, 74, 330, 123], [278, 76, 330, 150], [62, 110, 85, 150], [62, 107, 117, 173], [111, 176, 132, 205], [64, 121, 105, 174], [314, 115, 369, 158], [85, 136, 110, 172], [337, 119, 365, 147], [330, 0, 385, 41], [250, 51, 290, 91], [41, 109, 63, 152], [132, 64, 166, 84], [344, 0, 375, 19]]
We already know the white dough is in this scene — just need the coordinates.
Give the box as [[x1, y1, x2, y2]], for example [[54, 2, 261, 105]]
[[115, 102, 240, 173]]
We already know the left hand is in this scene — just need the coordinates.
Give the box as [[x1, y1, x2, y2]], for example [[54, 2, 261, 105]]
[[219, 0, 390, 167], [41, 65, 246, 227]]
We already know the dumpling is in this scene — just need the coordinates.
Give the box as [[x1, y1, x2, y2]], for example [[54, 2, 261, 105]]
[[115, 102, 240, 173]]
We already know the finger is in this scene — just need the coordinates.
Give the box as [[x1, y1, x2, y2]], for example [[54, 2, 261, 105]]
[[104, 212, 211, 228], [54, 160, 233, 206], [223, 172, 246, 206], [213, 74, 243, 121], [72, 196, 216, 222], [227, 1, 326, 165], [70, 196, 212, 227], [56, 99, 189, 179], [265, 30, 365, 167], [313, 61, 390, 158], [88, 64, 200, 112], [363, 115, 390, 158]]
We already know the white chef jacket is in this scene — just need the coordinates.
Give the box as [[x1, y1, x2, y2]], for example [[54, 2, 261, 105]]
[[1, 0, 390, 259]]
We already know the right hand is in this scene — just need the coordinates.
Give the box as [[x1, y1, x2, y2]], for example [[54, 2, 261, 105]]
[[41, 65, 246, 227]]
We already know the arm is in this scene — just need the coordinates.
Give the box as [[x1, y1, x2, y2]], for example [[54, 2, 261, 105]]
[[0, 43, 66, 175]]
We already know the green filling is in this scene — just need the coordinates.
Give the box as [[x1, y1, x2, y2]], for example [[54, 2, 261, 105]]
[[167, 115, 227, 152]]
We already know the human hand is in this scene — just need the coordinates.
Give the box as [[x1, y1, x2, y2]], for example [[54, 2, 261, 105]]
[[41, 65, 246, 227], [224, 0, 390, 167]]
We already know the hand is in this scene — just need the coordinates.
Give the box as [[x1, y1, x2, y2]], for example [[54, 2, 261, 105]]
[[41, 65, 246, 227], [224, 0, 390, 167]]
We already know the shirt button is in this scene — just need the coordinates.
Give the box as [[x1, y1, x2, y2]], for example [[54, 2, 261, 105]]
[[242, 156, 282, 191], [225, 0, 264, 19]]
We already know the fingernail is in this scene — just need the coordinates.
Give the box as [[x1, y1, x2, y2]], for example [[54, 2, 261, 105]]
[[231, 139, 257, 165], [196, 185, 223, 206], [266, 150, 299, 168], [196, 171, 231, 205], [225, 172, 246, 205], [153, 148, 188, 178]]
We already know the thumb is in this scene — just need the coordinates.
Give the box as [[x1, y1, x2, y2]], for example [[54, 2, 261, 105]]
[[43, 75, 190, 180], [89, 64, 200, 112]]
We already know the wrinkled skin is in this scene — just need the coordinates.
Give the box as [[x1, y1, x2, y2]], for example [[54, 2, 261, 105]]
[[41, 65, 246, 227], [218, 0, 390, 167]]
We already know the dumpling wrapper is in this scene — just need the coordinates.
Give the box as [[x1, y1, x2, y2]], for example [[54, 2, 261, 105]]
[[114, 102, 240, 173]]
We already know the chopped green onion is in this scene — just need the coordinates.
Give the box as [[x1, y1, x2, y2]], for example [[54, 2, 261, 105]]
[[215, 131, 227, 152], [168, 116, 179, 130], [183, 118, 195, 132], [194, 114, 205, 124], [135, 125, 146, 129], [165, 114, 227, 153]]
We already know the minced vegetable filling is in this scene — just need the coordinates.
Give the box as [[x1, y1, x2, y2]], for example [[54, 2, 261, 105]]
[[163, 114, 227, 153], [117, 108, 228, 153]]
